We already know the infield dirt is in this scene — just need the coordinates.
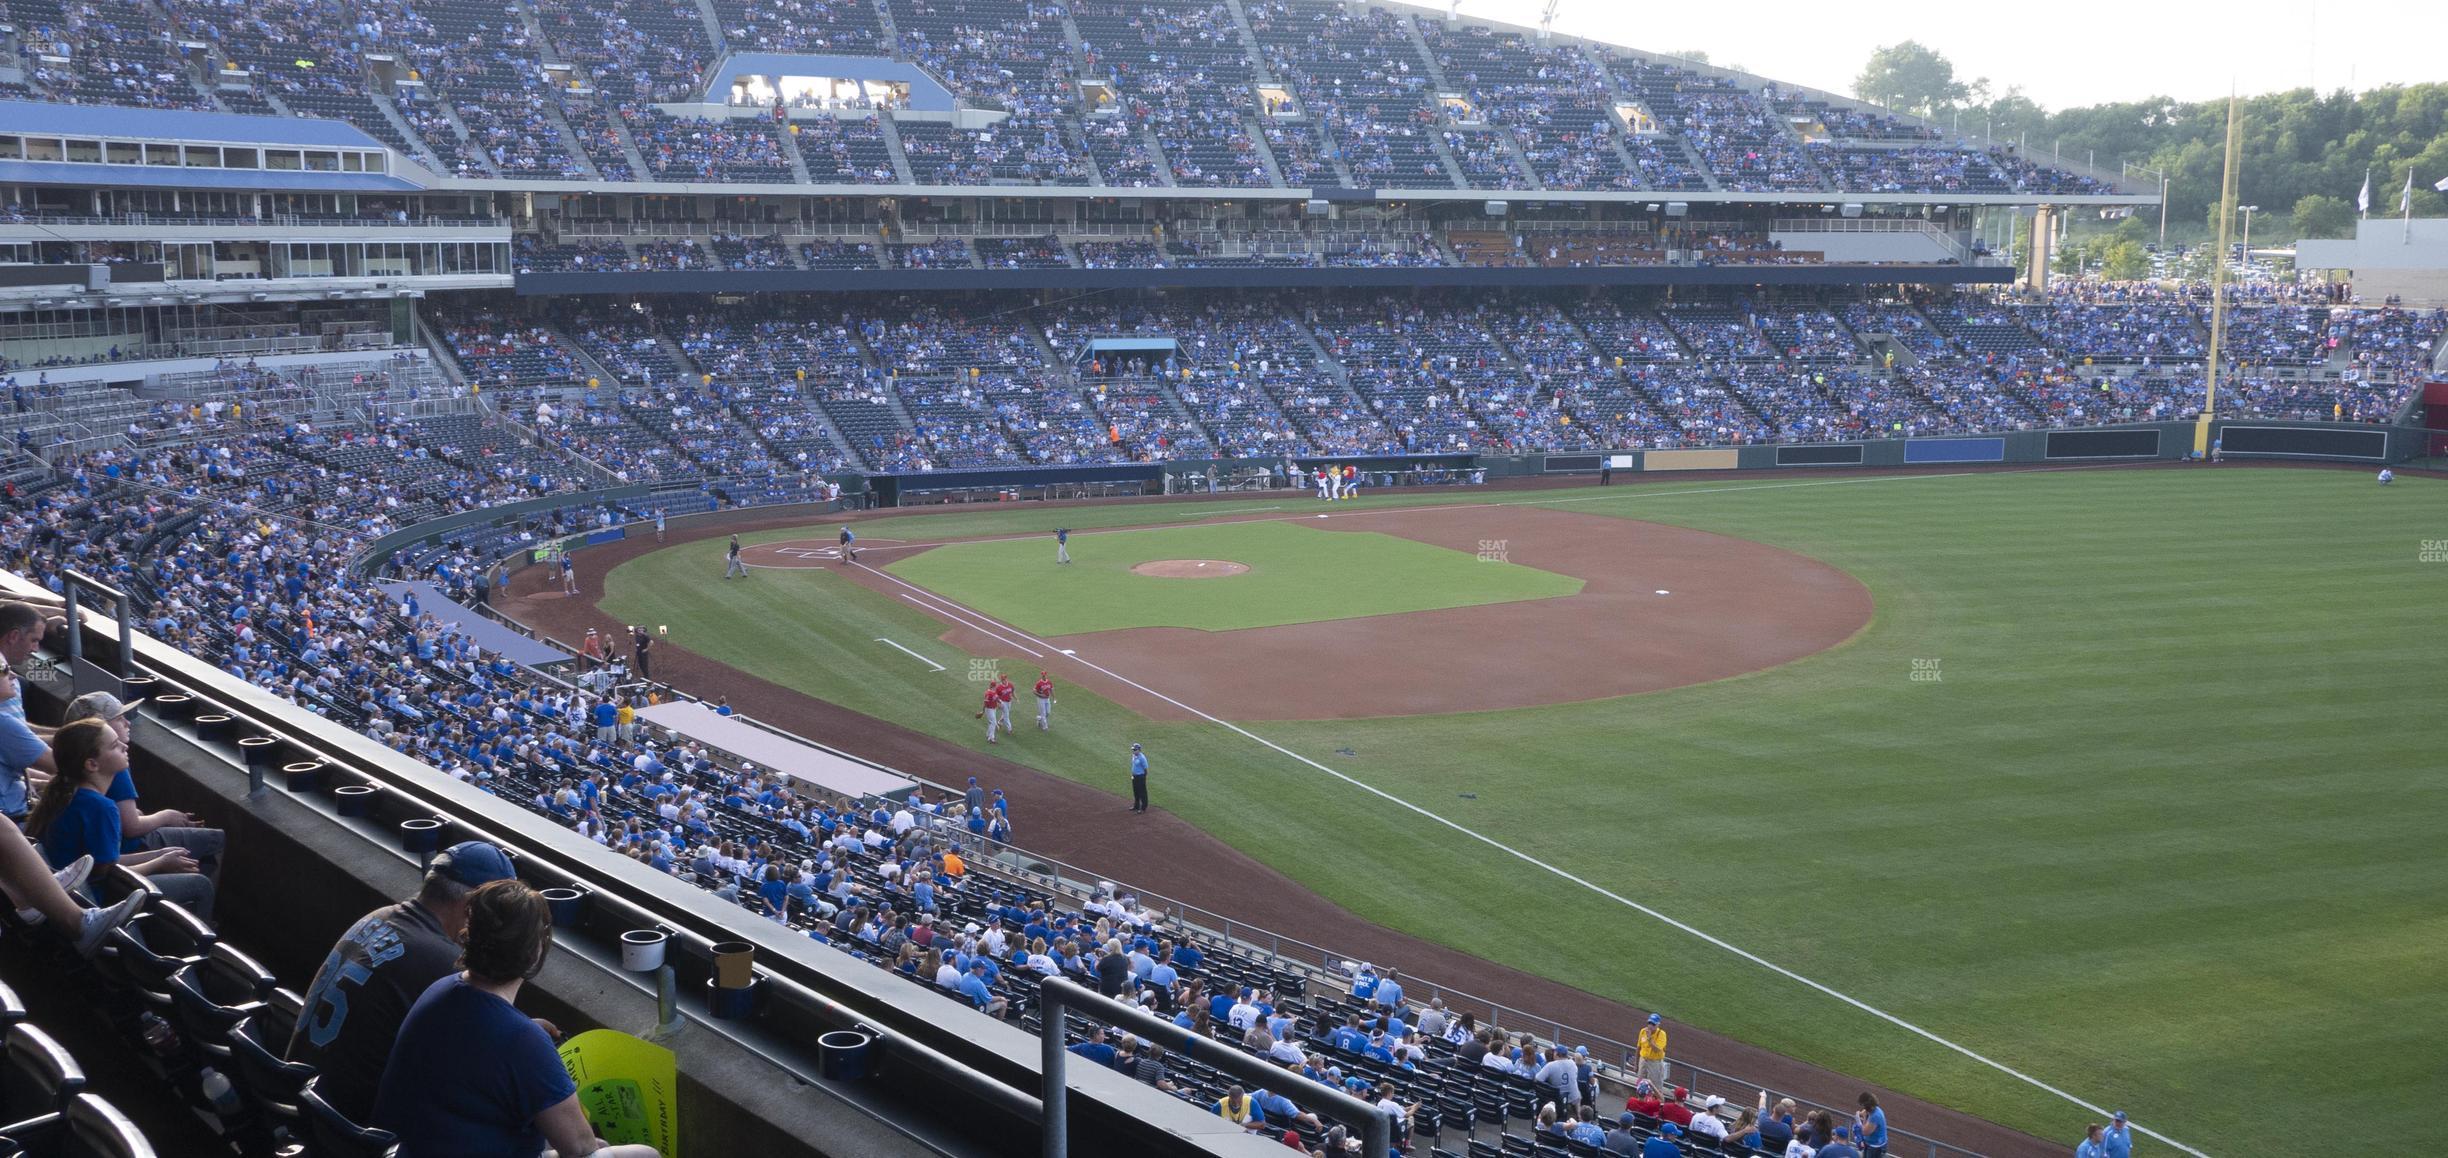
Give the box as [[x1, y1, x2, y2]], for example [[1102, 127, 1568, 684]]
[[818, 503, 1872, 720], [502, 498, 2050, 1158]]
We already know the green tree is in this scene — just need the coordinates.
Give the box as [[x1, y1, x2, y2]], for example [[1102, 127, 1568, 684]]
[[2289, 193, 2352, 239], [1854, 42, 1967, 118], [2099, 239, 2150, 280]]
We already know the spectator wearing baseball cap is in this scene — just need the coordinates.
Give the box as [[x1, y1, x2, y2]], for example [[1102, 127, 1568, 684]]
[[1128, 743, 1148, 813], [1689, 1094, 1730, 1142], [1634, 1011, 1668, 1088], [1605, 1111, 1644, 1154], [1641, 1121, 1683, 1158], [30, 719, 212, 920], [64, 691, 226, 873], [372, 880, 660, 1158], [288, 840, 519, 1123], [1655, 1085, 1696, 1128], [2101, 1111, 2131, 1158]]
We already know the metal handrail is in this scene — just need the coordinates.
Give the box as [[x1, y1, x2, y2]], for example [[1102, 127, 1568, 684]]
[[1036, 975, 1393, 1158], [914, 813, 1983, 1158]]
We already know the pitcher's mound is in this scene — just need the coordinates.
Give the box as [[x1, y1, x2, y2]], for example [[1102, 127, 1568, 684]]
[[1132, 559, 1250, 579]]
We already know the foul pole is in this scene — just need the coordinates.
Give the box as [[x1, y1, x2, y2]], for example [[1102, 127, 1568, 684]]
[[2196, 94, 2242, 456]]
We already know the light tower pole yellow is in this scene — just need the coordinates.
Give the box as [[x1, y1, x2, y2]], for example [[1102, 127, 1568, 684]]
[[2195, 94, 2242, 456]]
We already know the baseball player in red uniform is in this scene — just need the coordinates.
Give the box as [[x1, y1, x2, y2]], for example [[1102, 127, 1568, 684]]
[[977, 685, 1002, 743], [1033, 671, 1054, 731], [993, 674, 1017, 734]]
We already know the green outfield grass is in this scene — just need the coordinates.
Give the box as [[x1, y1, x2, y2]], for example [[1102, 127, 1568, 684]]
[[879, 518, 1581, 635], [601, 468, 2448, 1154]]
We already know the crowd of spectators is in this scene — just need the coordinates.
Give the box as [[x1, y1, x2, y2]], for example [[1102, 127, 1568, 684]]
[[401, 288, 2447, 477], [891, 239, 975, 269], [802, 239, 883, 268], [10, 0, 2126, 200], [1077, 240, 1166, 269], [625, 113, 794, 183], [0, 349, 2045, 1158]]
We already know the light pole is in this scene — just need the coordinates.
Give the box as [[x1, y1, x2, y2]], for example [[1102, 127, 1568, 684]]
[[2238, 204, 2258, 276], [2121, 162, 2170, 248]]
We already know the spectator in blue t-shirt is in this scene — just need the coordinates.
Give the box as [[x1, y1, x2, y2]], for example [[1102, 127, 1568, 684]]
[[372, 880, 660, 1158], [956, 961, 1006, 1017], [1373, 967, 1405, 1011], [757, 864, 788, 920], [1249, 1088, 1318, 1133], [1855, 1092, 1889, 1157], [0, 669, 43, 820], [1066, 1026, 1119, 1069], [29, 720, 212, 920], [65, 692, 223, 869]]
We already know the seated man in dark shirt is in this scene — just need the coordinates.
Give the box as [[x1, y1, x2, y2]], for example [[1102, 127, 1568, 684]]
[[1066, 1026, 1120, 1069], [288, 841, 519, 1123], [1755, 1098, 1798, 1153]]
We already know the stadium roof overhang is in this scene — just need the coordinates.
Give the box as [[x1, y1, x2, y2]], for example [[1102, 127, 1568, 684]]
[[0, 99, 385, 150], [0, 160, 423, 193], [446, 174, 2159, 210], [514, 263, 2015, 296]]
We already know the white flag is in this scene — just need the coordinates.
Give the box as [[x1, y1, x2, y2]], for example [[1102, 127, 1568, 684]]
[[2358, 169, 2371, 214], [2436, 175, 2448, 192], [2404, 169, 2416, 214]]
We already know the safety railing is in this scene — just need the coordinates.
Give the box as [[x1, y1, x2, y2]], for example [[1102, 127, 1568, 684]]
[[901, 809, 1984, 1158], [10, 570, 1308, 1158], [1038, 976, 1393, 1158]]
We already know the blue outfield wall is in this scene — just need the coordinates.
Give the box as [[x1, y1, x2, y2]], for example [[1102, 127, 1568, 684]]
[[354, 422, 2420, 547], [1903, 437, 2007, 464]]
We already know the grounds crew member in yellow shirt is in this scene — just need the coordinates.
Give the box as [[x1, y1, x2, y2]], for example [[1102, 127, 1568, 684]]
[[1635, 1013, 1668, 1087]]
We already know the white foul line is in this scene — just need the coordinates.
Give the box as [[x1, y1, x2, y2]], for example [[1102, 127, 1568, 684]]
[[898, 593, 1043, 658], [870, 638, 947, 671], [852, 466, 2209, 1158]]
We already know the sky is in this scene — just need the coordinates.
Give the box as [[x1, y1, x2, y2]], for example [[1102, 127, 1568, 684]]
[[1454, 0, 2442, 112]]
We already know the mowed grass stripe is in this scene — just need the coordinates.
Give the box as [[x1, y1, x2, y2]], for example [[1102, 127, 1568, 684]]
[[602, 468, 2448, 1153]]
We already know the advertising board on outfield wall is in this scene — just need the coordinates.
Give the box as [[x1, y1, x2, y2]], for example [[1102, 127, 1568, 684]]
[[347, 420, 2427, 546], [1642, 449, 1742, 471]]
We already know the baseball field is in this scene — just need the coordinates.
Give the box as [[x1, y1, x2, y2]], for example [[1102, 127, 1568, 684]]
[[586, 466, 2448, 1155]]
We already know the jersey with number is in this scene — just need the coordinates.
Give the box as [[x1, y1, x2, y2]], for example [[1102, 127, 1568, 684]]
[[287, 901, 461, 1123]]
